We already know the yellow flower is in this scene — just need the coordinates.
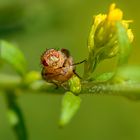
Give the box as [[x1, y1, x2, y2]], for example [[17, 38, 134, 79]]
[[84, 3, 134, 79], [107, 3, 123, 23], [88, 3, 134, 59]]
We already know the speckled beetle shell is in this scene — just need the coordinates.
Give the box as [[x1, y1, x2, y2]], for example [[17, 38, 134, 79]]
[[41, 48, 75, 85]]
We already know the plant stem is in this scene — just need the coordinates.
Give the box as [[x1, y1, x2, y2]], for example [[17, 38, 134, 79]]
[[1, 73, 140, 100], [82, 82, 140, 100], [5, 91, 28, 140], [0, 74, 21, 90]]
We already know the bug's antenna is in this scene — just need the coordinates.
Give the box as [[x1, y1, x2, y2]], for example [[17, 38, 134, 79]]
[[72, 60, 86, 66]]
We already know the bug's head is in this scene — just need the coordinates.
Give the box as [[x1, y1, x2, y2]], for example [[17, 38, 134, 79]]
[[41, 49, 66, 68]]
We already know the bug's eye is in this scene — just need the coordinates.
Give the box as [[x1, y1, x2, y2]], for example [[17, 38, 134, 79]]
[[42, 60, 48, 66]]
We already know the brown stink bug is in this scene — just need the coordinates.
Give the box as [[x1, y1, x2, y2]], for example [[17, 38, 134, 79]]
[[41, 48, 83, 88]]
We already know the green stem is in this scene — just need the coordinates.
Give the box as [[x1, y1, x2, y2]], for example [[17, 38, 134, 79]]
[[0, 74, 21, 90], [82, 82, 140, 100], [5, 91, 28, 140], [1, 73, 140, 100]]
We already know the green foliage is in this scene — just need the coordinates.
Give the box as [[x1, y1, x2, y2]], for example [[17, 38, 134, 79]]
[[0, 3, 140, 140], [0, 40, 27, 139], [59, 91, 81, 127], [94, 72, 114, 82], [0, 40, 27, 76], [116, 22, 131, 67]]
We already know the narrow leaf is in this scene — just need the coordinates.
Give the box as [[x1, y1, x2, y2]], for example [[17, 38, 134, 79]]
[[94, 72, 114, 82], [116, 22, 131, 66], [0, 40, 26, 76], [59, 91, 81, 127]]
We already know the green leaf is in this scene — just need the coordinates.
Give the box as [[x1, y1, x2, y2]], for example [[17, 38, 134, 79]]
[[59, 91, 81, 127], [0, 40, 26, 76], [83, 16, 100, 80], [94, 72, 114, 82], [116, 22, 131, 67]]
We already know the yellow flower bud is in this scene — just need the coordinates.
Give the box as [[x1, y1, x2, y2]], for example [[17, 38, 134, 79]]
[[107, 3, 123, 23], [84, 3, 134, 79], [90, 3, 133, 59]]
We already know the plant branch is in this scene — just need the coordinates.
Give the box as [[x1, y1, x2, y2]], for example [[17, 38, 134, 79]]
[[5, 91, 28, 140], [82, 82, 140, 100], [1, 73, 140, 100]]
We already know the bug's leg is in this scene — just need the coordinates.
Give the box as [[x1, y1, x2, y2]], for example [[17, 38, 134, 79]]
[[60, 82, 69, 90], [72, 60, 86, 66], [72, 60, 86, 79], [50, 82, 59, 89], [41, 69, 60, 89], [73, 69, 82, 79]]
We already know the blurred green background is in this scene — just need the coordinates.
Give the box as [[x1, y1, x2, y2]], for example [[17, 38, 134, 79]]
[[0, 0, 140, 140]]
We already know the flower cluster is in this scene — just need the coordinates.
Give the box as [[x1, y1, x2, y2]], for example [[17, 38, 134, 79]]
[[90, 3, 133, 60], [84, 3, 134, 79]]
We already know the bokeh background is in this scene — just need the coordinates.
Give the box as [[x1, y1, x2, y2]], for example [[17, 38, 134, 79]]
[[0, 0, 140, 140]]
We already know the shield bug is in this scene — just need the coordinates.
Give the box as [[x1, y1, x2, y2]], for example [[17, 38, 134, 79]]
[[41, 48, 78, 87]]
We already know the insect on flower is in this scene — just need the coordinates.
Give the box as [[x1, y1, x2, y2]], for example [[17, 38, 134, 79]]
[[41, 48, 84, 88]]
